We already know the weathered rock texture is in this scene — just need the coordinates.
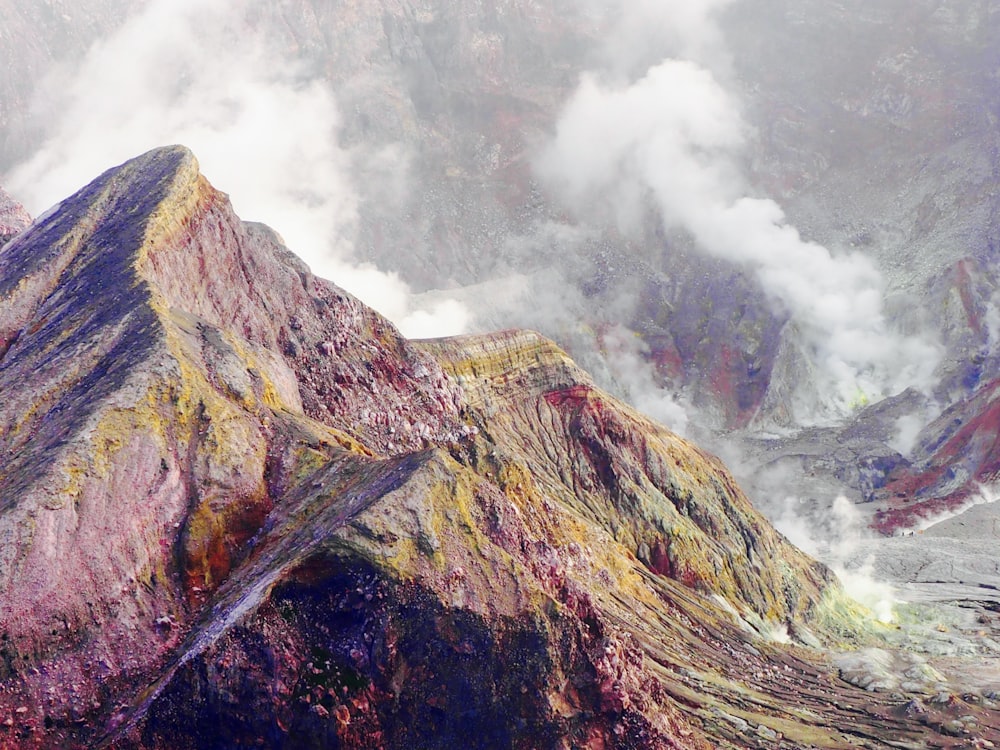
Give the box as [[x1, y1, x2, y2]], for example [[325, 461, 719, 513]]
[[8, 0, 996, 431], [0, 148, 997, 748]]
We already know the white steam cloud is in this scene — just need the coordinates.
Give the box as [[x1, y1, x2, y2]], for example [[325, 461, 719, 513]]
[[890, 411, 931, 457], [538, 11, 940, 421], [5, 0, 467, 339], [773, 494, 897, 623]]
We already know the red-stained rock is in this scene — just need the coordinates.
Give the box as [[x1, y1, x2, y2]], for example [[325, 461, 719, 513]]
[[875, 377, 1000, 533]]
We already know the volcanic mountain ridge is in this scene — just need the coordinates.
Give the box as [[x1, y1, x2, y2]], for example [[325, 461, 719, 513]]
[[0, 147, 997, 748]]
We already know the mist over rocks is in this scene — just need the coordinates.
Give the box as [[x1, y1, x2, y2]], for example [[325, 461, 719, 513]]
[[0, 0, 137, 163]]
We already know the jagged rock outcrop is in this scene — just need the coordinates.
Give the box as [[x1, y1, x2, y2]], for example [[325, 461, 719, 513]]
[[5, 0, 999, 443], [0, 147, 997, 749]]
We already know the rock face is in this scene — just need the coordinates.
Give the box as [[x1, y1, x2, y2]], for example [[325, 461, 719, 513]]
[[858, 256, 1000, 531], [0, 148, 998, 748], [233, 0, 1000, 428]]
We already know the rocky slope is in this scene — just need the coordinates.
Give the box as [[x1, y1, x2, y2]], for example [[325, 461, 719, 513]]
[[222, 0, 1000, 429], [1, 147, 995, 748]]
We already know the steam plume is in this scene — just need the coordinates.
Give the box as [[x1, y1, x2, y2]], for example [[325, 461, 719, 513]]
[[5, 0, 467, 338], [538, 11, 940, 421], [773, 494, 897, 623]]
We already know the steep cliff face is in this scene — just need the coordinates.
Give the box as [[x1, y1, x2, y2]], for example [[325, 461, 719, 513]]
[[0, 148, 997, 749]]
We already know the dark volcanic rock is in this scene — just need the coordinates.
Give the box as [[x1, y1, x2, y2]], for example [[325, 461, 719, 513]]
[[0, 148, 997, 749]]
